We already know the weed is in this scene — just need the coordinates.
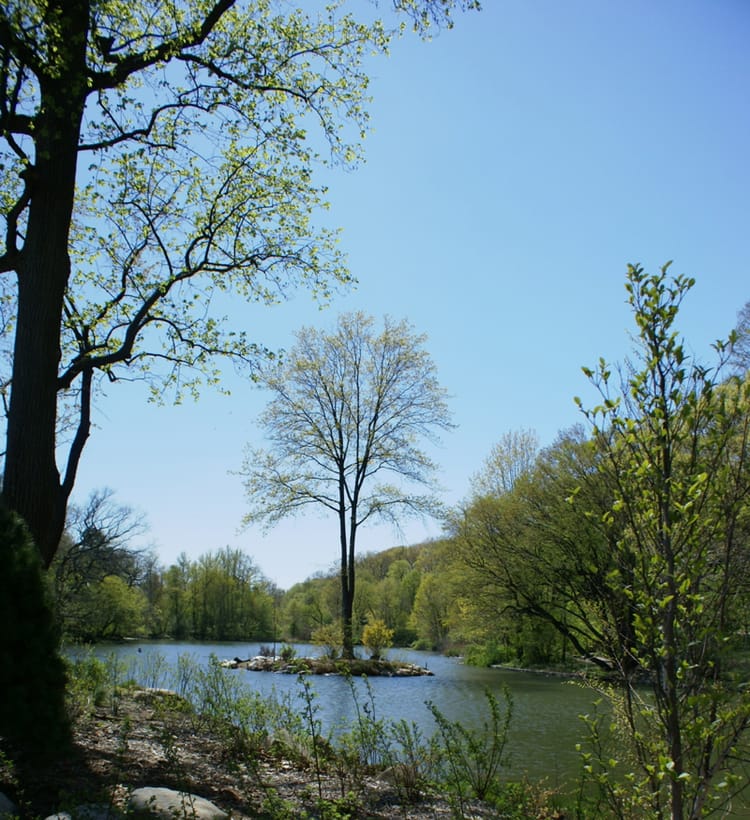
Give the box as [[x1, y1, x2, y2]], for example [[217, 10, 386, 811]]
[[103, 651, 133, 716], [279, 644, 297, 662], [171, 652, 200, 699], [65, 651, 108, 721], [297, 672, 328, 801], [386, 718, 440, 805], [134, 649, 170, 691], [428, 686, 513, 816], [343, 674, 389, 768], [315, 792, 359, 819]]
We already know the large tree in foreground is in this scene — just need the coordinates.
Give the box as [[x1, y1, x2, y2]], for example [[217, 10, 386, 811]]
[[0, 0, 476, 568], [241, 312, 453, 657]]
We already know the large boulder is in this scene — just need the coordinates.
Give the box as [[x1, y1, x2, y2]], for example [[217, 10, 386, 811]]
[[128, 788, 227, 819]]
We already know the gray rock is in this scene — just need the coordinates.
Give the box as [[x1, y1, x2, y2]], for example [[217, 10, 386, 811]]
[[128, 788, 227, 820], [44, 807, 120, 820], [0, 792, 18, 819]]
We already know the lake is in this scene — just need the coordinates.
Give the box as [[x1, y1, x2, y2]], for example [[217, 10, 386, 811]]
[[77, 640, 597, 788]]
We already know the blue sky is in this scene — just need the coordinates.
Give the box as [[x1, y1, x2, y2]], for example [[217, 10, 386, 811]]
[[73, 0, 750, 589]]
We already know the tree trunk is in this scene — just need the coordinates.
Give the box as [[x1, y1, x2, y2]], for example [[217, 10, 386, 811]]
[[346, 524, 356, 658], [341, 578, 354, 659], [2, 2, 89, 567], [339, 512, 355, 659]]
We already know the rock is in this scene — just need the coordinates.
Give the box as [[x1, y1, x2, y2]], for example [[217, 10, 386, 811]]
[[394, 663, 433, 676], [244, 656, 279, 671], [0, 792, 18, 819], [133, 687, 184, 703], [128, 787, 227, 819]]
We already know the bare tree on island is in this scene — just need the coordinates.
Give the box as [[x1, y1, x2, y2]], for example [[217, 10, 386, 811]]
[[241, 312, 454, 659]]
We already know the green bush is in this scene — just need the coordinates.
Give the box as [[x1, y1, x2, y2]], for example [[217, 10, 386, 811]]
[[311, 622, 343, 659], [361, 618, 394, 660], [279, 643, 297, 662], [65, 651, 108, 721], [465, 639, 514, 667], [428, 687, 513, 813]]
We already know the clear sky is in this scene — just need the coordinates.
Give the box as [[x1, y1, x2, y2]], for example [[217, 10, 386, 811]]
[[72, 0, 750, 590]]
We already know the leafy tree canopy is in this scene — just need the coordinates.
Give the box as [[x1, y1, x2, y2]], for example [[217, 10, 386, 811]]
[[0, 0, 475, 563]]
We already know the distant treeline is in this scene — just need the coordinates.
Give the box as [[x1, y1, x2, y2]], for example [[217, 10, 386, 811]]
[[49, 510, 462, 653]]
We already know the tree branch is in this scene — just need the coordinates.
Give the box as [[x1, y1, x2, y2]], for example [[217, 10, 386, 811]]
[[0, 11, 43, 78], [0, 174, 31, 272], [88, 0, 237, 92], [61, 365, 91, 500]]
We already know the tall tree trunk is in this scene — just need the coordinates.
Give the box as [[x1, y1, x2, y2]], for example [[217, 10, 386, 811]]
[[341, 580, 354, 659], [2, 2, 89, 567], [339, 506, 354, 659], [346, 522, 356, 658]]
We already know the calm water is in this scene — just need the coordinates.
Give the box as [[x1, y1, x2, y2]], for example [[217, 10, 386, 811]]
[[78, 640, 596, 786]]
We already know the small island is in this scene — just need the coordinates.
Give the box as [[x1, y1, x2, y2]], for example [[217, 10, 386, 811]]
[[220, 654, 433, 677]]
